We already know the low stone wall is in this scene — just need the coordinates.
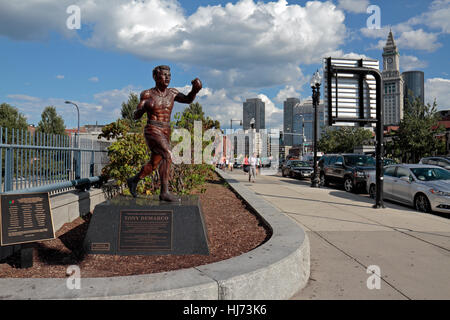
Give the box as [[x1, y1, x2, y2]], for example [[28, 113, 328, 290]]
[[50, 187, 110, 232]]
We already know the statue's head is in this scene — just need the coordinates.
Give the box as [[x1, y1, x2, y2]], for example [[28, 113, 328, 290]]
[[153, 65, 171, 86]]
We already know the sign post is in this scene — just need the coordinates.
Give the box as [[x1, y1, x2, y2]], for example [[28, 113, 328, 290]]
[[324, 57, 384, 208]]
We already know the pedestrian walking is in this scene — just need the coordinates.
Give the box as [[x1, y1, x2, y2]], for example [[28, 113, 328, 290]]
[[249, 153, 257, 182], [243, 155, 249, 174]]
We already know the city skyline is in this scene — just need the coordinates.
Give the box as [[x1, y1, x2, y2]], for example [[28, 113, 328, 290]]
[[0, 0, 449, 130]]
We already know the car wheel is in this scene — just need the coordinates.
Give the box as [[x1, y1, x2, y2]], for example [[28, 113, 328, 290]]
[[369, 184, 376, 199], [414, 193, 431, 213], [344, 177, 354, 192]]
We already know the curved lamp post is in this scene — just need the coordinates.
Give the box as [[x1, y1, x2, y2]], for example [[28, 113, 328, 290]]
[[65, 100, 81, 179], [310, 70, 321, 188]]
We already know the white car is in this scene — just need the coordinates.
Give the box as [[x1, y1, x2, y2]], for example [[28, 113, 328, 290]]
[[366, 164, 450, 213]]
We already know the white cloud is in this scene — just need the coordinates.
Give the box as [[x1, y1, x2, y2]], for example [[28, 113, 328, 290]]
[[56, 75, 65, 79], [341, 52, 371, 60], [338, 0, 370, 13], [257, 94, 283, 130], [397, 29, 441, 52], [408, 0, 450, 34], [5, 85, 143, 128], [0, 1, 74, 40], [425, 78, 450, 110], [400, 55, 428, 72], [89, 76, 99, 82], [0, 0, 347, 91], [274, 85, 301, 104], [361, 1, 447, 52], [365, 27, 441, 52], [92, 85, 142, 116], [6, 94, 41, 102]]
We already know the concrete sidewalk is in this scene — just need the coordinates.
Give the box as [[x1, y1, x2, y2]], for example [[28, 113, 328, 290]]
[[224, 169, 450, 300]]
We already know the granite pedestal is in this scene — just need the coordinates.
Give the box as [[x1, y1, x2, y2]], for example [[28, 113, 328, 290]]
[[83, 195, 209, 255]]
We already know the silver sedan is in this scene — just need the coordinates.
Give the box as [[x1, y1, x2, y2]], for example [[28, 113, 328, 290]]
[[366, 164, 450, 213]]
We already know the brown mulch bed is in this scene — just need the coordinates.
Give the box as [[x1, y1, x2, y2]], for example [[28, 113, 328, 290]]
[[0, 172, 270, 278]]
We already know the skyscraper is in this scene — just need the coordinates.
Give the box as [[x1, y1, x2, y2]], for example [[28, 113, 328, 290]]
[[283, 98, 300, 146], [295, 99, 326, 146], [402, 71, 425, 108], [243, 98, 265, 131], [382, 30, 404, 126]]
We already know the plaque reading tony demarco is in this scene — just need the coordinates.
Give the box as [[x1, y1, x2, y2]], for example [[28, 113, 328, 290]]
[[0, 193, 55, 246], [118, 210, 173, 252]]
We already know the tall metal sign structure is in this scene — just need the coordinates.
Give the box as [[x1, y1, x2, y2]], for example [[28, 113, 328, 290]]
[[323, 57, 384, 208]]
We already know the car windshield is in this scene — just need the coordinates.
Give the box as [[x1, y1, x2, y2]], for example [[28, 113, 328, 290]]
[[411, 167, 450, 181], [344, 155, 375, 166], [291, 161, 310, 167]]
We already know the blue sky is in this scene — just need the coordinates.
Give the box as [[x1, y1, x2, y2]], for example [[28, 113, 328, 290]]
[[0, 0, 449, 130]]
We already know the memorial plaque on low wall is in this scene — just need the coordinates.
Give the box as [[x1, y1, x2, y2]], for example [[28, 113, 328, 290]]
[[0, 193, 55, 246], [118, 210, 173, 252]]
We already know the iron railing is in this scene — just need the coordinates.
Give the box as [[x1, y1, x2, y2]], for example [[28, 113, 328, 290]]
[[0, 126, 110, 194]]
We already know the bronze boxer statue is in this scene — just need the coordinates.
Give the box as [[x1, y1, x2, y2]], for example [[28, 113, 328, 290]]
[[127, 65, 202, 201]]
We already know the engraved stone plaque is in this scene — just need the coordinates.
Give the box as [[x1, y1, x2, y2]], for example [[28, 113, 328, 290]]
[[0, 193, 55, 246]]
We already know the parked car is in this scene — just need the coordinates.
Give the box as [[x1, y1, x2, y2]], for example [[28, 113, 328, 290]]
[[281, 160, 314, 179], [366, 164, 450, 213], [384, 158, 398, 166], [302, 153, 323, 167], [419, 157, 450, 171], [318, 153, 376, 192]]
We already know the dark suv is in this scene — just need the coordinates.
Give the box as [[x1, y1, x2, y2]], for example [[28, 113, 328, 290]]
[[318, 154, 376, 192]]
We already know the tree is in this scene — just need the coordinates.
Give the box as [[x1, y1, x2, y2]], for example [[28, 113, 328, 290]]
[[120, 92, 143, 132], [36, 106, 66, 135], [0, 103, 28, 133], [173, 102, 220, 133], [396, 97, 445, 163], [318, 126, 374, 154]]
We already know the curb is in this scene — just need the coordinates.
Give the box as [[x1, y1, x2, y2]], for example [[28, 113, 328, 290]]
[[0, 169, 310, 300]]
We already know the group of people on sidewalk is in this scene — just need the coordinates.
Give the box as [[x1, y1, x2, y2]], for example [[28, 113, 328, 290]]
[[217, 154, 262, 183]]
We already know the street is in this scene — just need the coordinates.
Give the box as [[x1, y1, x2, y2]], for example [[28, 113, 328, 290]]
[[225, 169, 450, 299]]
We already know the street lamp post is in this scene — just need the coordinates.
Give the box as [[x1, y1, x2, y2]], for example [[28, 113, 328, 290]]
[[65, 100, 81, 179], [310, 70, 321, 188], [298, 115, 305, 157]]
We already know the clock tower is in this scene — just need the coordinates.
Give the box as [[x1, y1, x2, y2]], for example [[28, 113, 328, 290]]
[[383, 30, 400, 72], [382, 30, 404, 126]]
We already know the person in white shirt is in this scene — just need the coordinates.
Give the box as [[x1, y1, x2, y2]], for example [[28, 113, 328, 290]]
[[249, 153, 257, 182]]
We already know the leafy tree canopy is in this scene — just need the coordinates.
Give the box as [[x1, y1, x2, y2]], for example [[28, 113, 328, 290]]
[[173, 102, 220, 133], [318, 126, 374, 154], [0, 103, 28, 132], [36, 106, 66, 135], [395, 97, 445, 163], [121, 92, 145, 132]]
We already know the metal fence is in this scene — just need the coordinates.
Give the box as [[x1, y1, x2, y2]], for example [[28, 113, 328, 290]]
[[0, 126, 111, 194]]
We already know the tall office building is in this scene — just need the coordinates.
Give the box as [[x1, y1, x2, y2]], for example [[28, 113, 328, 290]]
[[382, 30, 404, 126], [402, 71, 425, 108], [243, 98, 265, 131], [283, 98, 300, 146], [294, 98, 326, 146]]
